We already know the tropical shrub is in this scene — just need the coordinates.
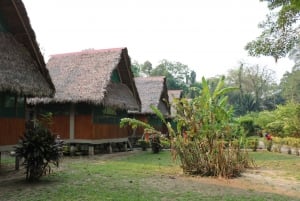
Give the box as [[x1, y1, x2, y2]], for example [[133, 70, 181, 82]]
[[121, 77, 254, 178], [137, 139, 150, 151], [239, 118, 256, 136], [120, 118, 163, 153], [15, 118, 63, 181], [150, 134, 161, 153], [167, 77, 253, 178], [160, 137, 171, 149], [246, 138, 259, 151]]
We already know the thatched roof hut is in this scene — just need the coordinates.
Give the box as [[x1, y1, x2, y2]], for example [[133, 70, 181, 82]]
[[0, 0, 55, 97], [134, 76, 170, 116], [168, 90, 183, 117], [29, 48, 140, 111]]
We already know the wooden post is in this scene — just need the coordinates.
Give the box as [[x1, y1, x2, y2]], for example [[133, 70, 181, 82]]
[[125, 142, 129, 152], [15, 156, 19, 171], [88, 145, 94, 156], [108, 143, 113, 154], [70, 145, 76, 156], [69, 104, 75, 140]]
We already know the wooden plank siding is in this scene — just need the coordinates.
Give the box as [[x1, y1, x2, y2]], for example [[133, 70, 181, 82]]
[[74, 115, 93, 139], [0, 118, 25, 146], [50, 115, 70, 139], [135, 115, 148, 137], [74, 115, 129, 140], [93, 124, 129, 139]]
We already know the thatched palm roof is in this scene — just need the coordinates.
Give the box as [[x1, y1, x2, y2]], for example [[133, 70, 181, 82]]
[[168, 90, 183, 117], [0, 0, 55, 97], [168, 90, 183, 103], [134, 76, 170, 115], [29, 48, 140, 111]]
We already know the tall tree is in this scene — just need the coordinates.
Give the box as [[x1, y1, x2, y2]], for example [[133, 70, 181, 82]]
[[141, 60, 153, 76], [289, 42, 300, 71], [131, 60, 141, 77], [226, 63, 278, 114], [245, 0, 300, 61], [150, 59, 191, 90], [280, 69, 300, 102]]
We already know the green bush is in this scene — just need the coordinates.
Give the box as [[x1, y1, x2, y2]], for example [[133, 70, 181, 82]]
[[239, 118, 255, 136], [246, 138, 259, 151], [160, 137, 171, 149], [137, 139, 150, 151], [15, 121, 63, 181], [150, 134, 161, 154]]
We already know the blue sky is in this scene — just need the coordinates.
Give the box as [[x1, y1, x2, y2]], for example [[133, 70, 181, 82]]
[[23, 0, 294, 81]]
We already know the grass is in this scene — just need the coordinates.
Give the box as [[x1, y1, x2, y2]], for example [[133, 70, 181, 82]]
[[250, 151, 300, 180], [0, 150, 299, 201]]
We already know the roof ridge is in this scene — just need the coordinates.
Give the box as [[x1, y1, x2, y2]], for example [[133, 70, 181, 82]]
[[50, 47, 126, 57]]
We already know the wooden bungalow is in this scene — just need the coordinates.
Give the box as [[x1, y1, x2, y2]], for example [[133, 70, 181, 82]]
[[0, 0, 55, 151], [130, 76, 170, 139], [28, 48, 141, 154]]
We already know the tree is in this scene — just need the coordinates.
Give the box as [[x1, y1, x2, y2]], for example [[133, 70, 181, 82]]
[[141, 60, 153, 76], [151, 59, 191, 90], [280, 69, 300, 102], [289, 42, 300, 71], [226, 63, 278, 114], [131, 60, 141, 77], [190, 70, 197, 85], [245, 0, 300, 60]]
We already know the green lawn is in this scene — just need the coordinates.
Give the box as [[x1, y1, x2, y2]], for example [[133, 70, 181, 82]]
[[0, 150, 299, 201], [250, 151, 300, 180]]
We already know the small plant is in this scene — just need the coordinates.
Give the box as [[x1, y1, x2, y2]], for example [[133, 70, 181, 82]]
[[247, 138, 259, 151], [150, 134, 161, 154], [138, 139, 150, 151], [15, 120, 63, 181], [160, 137, 171, 149], [266, 140, 273, 152]]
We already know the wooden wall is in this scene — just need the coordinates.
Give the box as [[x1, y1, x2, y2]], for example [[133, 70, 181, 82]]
[[134, 115, 148, 137], [50, 115, 70, 139], [75, 115, 93, 139], [93, 123, 129, 139], [0, 118, 25, 146], [74, 115, 129, 140]]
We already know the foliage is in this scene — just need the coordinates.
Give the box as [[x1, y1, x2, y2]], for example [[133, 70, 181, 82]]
[[120, 118, 157, 134], [246, 138, 259, 151], [137, 139, 150, 151], [169, 76, 252, 178], [141, 60, 153, 76], [226, 63, 278, 115], [15, 119, 63, 181], [120, 116, 162, 153], [150, 134, 161, 153], [267, 102, 300, 137], [150, 59, 191, 90], [245, 0, 300, 60], [121, 77, 253, 177], [239, 102, 300, 137], [160, 137, 171, 149], [131, 60, 141, 77], [280, 69, 300, 102], [238, 118, 258, 137]]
